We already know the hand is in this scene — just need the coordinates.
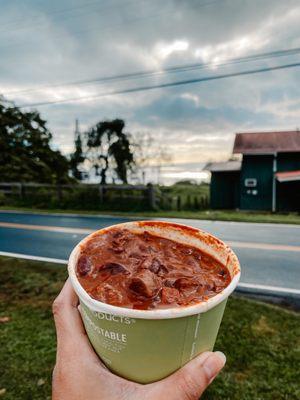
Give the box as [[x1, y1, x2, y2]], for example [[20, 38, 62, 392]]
[[52, 279, 226, 400]]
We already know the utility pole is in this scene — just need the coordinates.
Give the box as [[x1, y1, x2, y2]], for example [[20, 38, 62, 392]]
[[74, 118, 80, 141]]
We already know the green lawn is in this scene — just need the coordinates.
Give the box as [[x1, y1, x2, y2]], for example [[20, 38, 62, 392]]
[[1, 205, 300, 225], [0, 256, 299, 399]]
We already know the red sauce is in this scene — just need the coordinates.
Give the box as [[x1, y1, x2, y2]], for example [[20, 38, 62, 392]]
[[76, 228, 231, 310]]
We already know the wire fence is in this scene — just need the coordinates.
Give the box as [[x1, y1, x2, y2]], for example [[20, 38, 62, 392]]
[[0, 182, 210, 212]]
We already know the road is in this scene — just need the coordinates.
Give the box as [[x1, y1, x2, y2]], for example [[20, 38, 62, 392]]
[[0, 211, 299, 298]]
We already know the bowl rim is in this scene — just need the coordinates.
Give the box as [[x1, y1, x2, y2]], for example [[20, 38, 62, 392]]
[[68, 220, 241, 319]]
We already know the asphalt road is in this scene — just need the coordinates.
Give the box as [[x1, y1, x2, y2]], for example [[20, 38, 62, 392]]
[[0, 211, 300, 297]]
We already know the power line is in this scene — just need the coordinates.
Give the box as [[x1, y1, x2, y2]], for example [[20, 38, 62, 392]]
[[17, 61, 300, 108], [4, 46, 300, 96]]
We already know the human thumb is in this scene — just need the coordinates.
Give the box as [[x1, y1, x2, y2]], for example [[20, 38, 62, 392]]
[[155, 351, 226, 400]]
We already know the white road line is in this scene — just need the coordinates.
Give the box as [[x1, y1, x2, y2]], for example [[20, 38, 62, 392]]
[[228, 241, 300, 252], [0, 221, 93, 234], [0, 251, 67, 264], [0, 250, 299, 296], [1, 221, 300, 252], [237, 282, 300, 295]]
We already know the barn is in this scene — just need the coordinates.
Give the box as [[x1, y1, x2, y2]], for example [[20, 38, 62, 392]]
[[207, 130, 300, 211]]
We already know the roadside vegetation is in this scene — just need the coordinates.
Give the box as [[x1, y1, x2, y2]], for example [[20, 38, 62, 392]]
[[0, 256, 299, 400], [0, 181, 210, 212]]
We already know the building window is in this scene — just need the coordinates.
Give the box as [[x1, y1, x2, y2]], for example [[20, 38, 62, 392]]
[[245, 178, 257, 187]]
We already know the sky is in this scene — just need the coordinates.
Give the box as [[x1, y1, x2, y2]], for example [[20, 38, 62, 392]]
[[1, 0, 300, 167]]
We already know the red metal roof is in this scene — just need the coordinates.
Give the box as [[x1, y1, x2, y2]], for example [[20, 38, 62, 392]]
[[233, 131, 300, 154], [276, 170, 300, 182]]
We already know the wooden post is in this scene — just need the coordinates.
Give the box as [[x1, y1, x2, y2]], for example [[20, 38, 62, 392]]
[[147, 183, 156, 210]]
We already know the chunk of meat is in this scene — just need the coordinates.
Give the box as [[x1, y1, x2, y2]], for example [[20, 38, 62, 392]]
[[147, 245, 158, 253], [95, 283, 124, 306], [141, 258, 169, 277], [98, 262, 129, 276], [110, 231, 128, 254], [163, 278, 176, 288], [77, 255, 92, 276], [129, 270, 161, 298], [129, 252, 144, 260], [174, 277, 199, 291], [157, 265, 168, 277], [110, 240, 125, 254], [128, 252, 145, 268], [203, 277, 216, 294], [149, 258, 163, 273], [148, 258, 160, 273], [161, 287, 181, 304]]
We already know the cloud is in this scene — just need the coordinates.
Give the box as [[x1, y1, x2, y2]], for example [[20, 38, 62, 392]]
[[154, 40, 189, 60], [0, 0, 300, 164]]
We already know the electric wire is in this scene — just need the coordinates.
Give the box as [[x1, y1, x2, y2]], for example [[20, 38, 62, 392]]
[[17, 61, 300, 108]]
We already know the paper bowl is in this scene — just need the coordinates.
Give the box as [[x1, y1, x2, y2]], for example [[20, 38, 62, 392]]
[[68, 221, 240, 383]]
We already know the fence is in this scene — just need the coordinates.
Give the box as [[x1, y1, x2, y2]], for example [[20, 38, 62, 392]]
[[0, 182, 209, 211], [156, 191, 209, 211], [0, 182, 157, 211]]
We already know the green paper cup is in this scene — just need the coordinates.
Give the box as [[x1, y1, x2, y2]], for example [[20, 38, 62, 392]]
[[68, 221, 240, 383]]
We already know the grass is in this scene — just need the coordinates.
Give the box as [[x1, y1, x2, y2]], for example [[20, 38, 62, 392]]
[[160, 183, 210, 205], [1, 205, 300, 225], [0, 257, 299, 399]]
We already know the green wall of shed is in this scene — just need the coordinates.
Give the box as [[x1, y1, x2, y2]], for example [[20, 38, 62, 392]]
[[240, 155, 274, 211], [210, 171, 240, 209]]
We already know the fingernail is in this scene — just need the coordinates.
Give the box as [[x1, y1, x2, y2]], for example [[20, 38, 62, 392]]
[[214, 351, 226, 366], [202, 351, 226, 382]]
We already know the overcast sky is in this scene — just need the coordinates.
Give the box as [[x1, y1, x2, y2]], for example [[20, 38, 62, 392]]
[[1, 0, 300, 164]]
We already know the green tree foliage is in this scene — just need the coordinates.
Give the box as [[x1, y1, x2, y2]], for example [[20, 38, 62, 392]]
[[70, 133, 85, 180], [0, 99, 71, 183], [86, 119, 134, 184]]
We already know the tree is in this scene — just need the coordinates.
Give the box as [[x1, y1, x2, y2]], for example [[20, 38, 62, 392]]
[[85, 119, 134, 184], [0, 98, 71, 183], [133, 132, 172, 184], [70, 133, 85, 180]]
